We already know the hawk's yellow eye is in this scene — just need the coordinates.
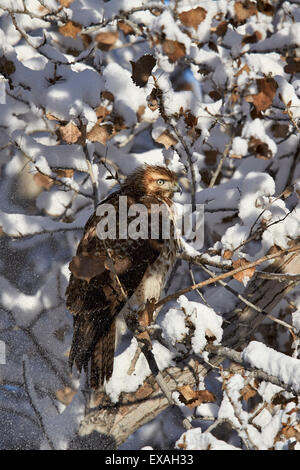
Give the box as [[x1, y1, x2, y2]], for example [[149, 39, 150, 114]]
[[157, 179, 165, 185]]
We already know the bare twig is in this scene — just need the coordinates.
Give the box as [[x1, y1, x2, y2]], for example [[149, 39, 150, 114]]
[[155, 244, 300, 310]]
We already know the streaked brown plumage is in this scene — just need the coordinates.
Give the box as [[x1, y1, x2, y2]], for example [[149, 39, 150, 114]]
[[66, 165, 179, 389]]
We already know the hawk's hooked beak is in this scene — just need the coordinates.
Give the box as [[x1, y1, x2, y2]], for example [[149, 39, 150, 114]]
[[173, 181, 182, 195]]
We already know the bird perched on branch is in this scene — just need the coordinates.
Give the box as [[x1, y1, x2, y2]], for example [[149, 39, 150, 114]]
[[66, 165, 180, 389]]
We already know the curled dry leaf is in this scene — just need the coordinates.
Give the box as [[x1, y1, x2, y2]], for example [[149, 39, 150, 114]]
[[95, 105, 111, 122], [178, 385, 216, 409], [215, 20, 228, 37], [242, 31, 262, 46], [58, 122, 82, 144], [87, 123, 113, 144], [162, 39, 186, 63], [155, 130, 178, 149], [33, 173, 53, 190], [257, 0, 274, 16], [0, 56, 16, 77], [284, 57, 300, 74], [147, 87, 160, 112], [117, 20, 135, 36], [130, 54, 156, 88], [246, 77, 278, 113], [54, 168, 74, 178], [232, 258, 256, 283], [179, 7, 207, 31], [59, 0, 74, 6], [96, 31, 118, 51], [240, 383, 257, 401], [59, 21, 82, 39], [223, 249, 233, 260], [234, 1, 257, 22], [248, 136, 272, 160]]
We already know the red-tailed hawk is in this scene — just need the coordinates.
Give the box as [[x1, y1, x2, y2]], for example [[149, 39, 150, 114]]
[[66, 165, 180, 389]]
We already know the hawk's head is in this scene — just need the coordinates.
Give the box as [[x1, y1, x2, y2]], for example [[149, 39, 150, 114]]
[[125, 165, 181, 200]]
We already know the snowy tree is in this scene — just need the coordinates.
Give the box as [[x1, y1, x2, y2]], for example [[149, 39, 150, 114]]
[[0, 0, 300, 450]]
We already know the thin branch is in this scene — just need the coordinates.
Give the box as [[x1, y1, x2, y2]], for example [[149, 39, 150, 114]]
[[155, 244, 300, 310], [206, 344, 300, 396]]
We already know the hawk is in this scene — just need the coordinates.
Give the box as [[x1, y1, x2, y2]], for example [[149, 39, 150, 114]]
[[66, 165, 180, 389]]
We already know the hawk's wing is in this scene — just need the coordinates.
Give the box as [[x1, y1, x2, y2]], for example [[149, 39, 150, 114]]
[[66, 190, 163, 388]]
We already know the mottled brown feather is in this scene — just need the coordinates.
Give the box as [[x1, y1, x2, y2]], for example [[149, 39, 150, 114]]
[[66, 165, 178, 389]]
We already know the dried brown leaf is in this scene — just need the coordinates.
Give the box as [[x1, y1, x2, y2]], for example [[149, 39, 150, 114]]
[[117, 20, 135, 36], [242, 31, 262, 45], [184, 112, 198, 128], [241, 383, 257, 401], [96, 31, 118, 51], [246, 77, 277, 113], [155, 130, 178, 149], [223, 249, 233, 260], [0, 56, 16, 77], [162, 39, 186, 63], [54, 168, 74, 178], [248, 136, 272, 159], [284, 57, 300, 74], [95, 105, 110, 122], [33, 173, 53, 190], [87, 123, 113, 144], [130, 54, 156, 88], [215, 20, 228, 37], [59, 21, 82, 39], [178, 385, 216, 409], [59, 122, 82, 144], [179, 7, 207, 30], [232, 258, 256, 283], [257, 0, 274, 16], [234, 1, 257, 22]]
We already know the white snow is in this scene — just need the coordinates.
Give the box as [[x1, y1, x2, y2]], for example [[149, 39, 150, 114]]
[[242, 341, 300, 393]]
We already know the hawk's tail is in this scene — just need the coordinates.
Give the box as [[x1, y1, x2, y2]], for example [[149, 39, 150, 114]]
[[69, 315, 116, 389], [90, 320, 116, 389]]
